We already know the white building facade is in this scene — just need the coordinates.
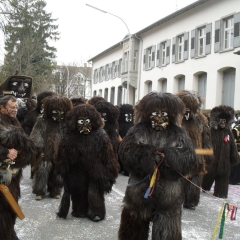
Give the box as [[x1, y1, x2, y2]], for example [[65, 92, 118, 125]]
[[88, 0, 240, 110]]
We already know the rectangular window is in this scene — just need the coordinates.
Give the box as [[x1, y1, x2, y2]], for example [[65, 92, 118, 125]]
[[224, 17, 233, 49], [118, 59, 122, 76], [178, 35, 184, 61], [133, 50, 138, 71], [94, 69, 98, 84], [147, 47, 152, 69], [161, 42, 166, 65], [112, 62, 115, 78], [198, 27, 206, 56], [99, 68, 102, 82], [124, 52, 129, 72], [107, 64, 111, 79]]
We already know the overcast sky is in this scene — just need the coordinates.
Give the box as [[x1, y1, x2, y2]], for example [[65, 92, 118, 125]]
[[0, 0, 198, 65]]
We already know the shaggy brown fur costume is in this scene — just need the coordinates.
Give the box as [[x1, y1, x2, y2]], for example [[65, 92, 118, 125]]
[[93, 101, 120, 162], [0, 75, 34, 98], [55, 104, 119, 221], [176, 90, 210, 210], [16, 98, 37, 125], [70, 97, 87, 106], [202, 105, 239, 198], [30, 95, 72, 199], [117, 104, 134, 176], [87, 96, 106, 105], [22, 91, 55, 135], [118, 92, 196, 240], [0, 125, 36, 240], [118, 104, 134, 139]]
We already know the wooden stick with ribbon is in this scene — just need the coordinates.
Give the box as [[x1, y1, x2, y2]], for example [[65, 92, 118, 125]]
[[0, 184, 25, 220]]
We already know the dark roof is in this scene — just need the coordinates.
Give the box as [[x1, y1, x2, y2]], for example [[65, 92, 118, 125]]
[[88, 0, 210, 62]]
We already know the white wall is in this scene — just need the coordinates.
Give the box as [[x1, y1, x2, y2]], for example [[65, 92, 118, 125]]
[[139, 0, 240, 109]]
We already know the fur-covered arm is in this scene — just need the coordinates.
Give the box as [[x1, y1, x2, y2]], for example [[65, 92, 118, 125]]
[[118, 127, 156, 178], [159, 133, 196, 179], [202, 124, 214, 169], [88, 130, 120, 193], [30, 119, 45, 156], [54, 139, 70, 177]]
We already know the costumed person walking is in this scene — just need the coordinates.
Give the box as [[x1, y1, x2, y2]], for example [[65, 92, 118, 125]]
[[55, 104, 119, 221], [176, 90, 210, 210], [90, 100, 121, 170], [22, 91, 55, 135], [201, 105, 239, 198], [22, 91, 55, 179], [117, 103, 134, 176], [0, 96, 36, 239], [118, 92, 196, 240], [30, 95, 72, 200]]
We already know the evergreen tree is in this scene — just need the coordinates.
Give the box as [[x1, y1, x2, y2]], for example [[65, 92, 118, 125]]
[[2, 0, 59, 93]]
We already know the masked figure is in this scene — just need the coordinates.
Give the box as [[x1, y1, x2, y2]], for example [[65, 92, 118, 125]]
[[0, 74, 34, 98], [176, 90, 210, 210], [55, 104, 119, 221], [202, 105, 239, 198], [30, 95, 72, 200], [118, 92, 196, 240], [0, 125, 36, 240]]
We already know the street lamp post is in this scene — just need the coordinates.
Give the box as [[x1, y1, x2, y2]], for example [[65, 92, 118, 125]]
[[86, 4, 131, 104], [47, 58, 69, 97]]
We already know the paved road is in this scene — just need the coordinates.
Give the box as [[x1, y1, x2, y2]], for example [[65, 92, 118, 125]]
[[15, 166, 240, 240]]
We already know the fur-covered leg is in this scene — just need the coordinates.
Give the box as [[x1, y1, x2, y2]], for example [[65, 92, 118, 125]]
[[57, 181, 70, 219], [32, 161, 51, 197], [201, 167, 216, 191], [70, 174, 88, 218], [183, 174, 201, 210], [118, 207, 150, 240], [152, 212, 182, 240], [214, 175, 229, 198], [0, 198, 18, 240], [48, 166, 62, 198], [87, 181, 105, 222]]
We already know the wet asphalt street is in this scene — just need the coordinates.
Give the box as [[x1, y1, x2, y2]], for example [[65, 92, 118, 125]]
[[15, 166, 240, 240]]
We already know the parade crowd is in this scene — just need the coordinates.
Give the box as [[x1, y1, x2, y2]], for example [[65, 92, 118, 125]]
[[0, 74, 239, 240]]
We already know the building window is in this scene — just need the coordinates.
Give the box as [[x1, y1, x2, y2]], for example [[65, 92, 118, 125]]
[[133, 50, 138, 71], [108, 65, 111, 80], [191, 24, 211, 58], [93, 69, 98, 84], [112, 62, 116, 78], [178, 76, 185, 91], [178, 35, 184, 61], [118, 59, 122, 77], [224, 17, 233, 50], [147, 47, 152, 69], [161, 42, 166, 65], [143, 46, 156, 70], [99, 68, 103, 83], [124, 52, 129, 72], [215, 13, 240, 53], [198, 27, 206, 56], [162, 79, 167, 92], [148, 81, 152, 93], [101, 67, 105, 82]]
